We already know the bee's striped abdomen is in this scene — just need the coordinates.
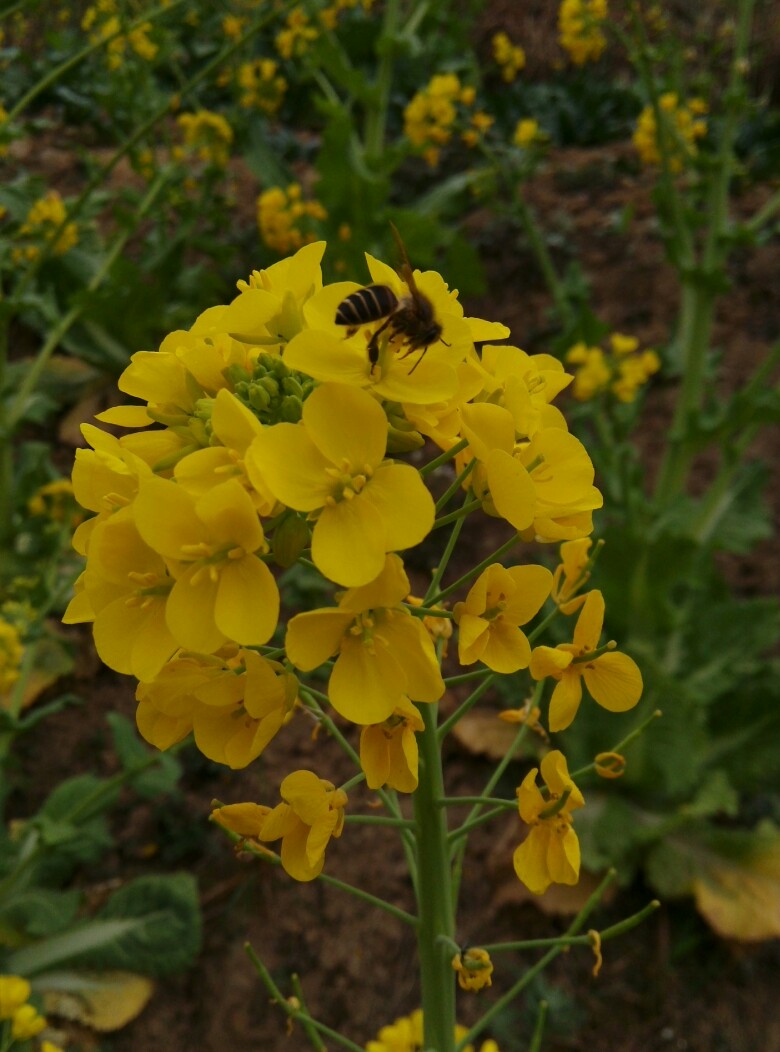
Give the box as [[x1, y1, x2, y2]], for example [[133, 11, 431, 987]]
[[335, 285, 398, 327]]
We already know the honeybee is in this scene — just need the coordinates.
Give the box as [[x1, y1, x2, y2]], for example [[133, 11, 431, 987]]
[[334, 224, 445, 373]]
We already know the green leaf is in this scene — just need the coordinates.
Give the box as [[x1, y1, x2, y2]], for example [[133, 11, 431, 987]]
[[0, 889, 80, 939], [105, 713, 182, 799], [82, 874, 201, 976]]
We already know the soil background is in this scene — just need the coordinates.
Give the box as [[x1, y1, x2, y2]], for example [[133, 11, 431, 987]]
[[9, 3, 780, 1051]]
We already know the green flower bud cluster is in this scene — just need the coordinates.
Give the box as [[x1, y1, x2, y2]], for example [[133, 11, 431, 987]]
[[227, 353, 316, 425]]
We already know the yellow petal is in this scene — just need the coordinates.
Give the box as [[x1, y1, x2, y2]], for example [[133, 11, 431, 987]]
[[529, 645, 573, 680], [166, 566, 226, 653], [215, 556, 279, 645], [136, 698, 192, 750], [513, 826, 553, 895], [361, 463, 435, 551], [286, 608, 353, 670], [360, 725, 391, 789], [546, 825, 581, 886], [584, 651, 643, 712], [302, 382, 386, 468], [486, 449, 535, 531], [312, 497, 387, 586], [457, 613, 490, 665], [95, 404, 153, 427], [502, 565, 553, 624], [574, 590, 605, 650], [284, 329, 370, 386], [247, 425, 332, 511], [196, 479, 264, 552], [548, 674, 583, 732], [329, 637, 405, 723], [480, 621, 531, 673]]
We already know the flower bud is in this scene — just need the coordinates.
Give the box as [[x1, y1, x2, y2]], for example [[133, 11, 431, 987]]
[[272, 513, 310, 567]]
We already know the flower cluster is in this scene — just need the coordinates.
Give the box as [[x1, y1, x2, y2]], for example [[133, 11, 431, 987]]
[[81, 0, 157, 70], [176, 110, 234, 168], [566, 332, 661, 402], [557, 0, 608, 66], [0, 619, 23, 696], [403, 73, 492, 167], [513, 117, 541, 149], [11, 190, 78, 264], [275, 8, 319, 60], [256, 184, 328, 254], [236, 58, 287, 114], [366, 1009, 499, 1052], [65, 240, 642, 897], [633, 93, 708, 171], [492, 30, 526, 82], [0, 974, 62, 1050]]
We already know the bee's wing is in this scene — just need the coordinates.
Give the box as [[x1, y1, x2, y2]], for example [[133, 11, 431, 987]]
[[389, 221, 422, 299]]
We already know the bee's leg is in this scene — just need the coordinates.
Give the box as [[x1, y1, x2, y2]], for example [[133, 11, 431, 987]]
[[406, 345, 428, 375], [367, 316, 395, 370]]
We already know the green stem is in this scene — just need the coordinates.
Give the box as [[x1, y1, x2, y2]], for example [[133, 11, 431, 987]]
[[448, 804, 510, 843], [529, 1001, 549, 1052], [432, 498, 482, 530], [427, 532, 520, 606], [480, 899, 659, 955], [414, 702, 456, 1052], [569, 707, 663, 781], [363, 0, 401, 163], [236, 833, 418, 927], [344, 815, 414, 829], [420, 437, 469, 478], [434, 458, 476, 513], [455, 869, 620, 1051], [245, 943, 366, 1052], [423, 500, 467, 604], [290, 974, 328, 1052], [437, 673, 496, 742]]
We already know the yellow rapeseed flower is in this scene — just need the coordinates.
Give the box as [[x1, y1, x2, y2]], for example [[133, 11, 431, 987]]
[[492, 30, 526, 82], [558, 0, 608, 65], [0, 975, 31, 1019], [15, 190, 78, 259], [632, 93, 708, 171], [452, 947, 494, 991], [0, 620, 23, 695], [177, 110, 234, 167], [530, 589, 642, 731], [285, 554, 444, 724], [366, 1009, 500, 1052], [514, 749, 584, 894], [258, 769, 347, 881], [513, 117, 540, 148], [247, 383, 434, 586], [453, 563, 552, 673]]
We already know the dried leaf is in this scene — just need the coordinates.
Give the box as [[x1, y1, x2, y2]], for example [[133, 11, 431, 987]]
[[451, 710, 536, 760], [43, 971, 154, 1031], [692, 837, 780, 941]]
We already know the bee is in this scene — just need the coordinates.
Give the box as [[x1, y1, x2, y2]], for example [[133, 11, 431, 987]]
[[334, 224, 445, 373]]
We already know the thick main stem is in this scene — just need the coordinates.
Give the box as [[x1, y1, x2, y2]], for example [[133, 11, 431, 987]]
[[413, 702, 456, 1052]]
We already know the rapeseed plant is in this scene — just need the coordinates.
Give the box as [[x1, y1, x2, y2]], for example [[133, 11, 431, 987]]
[[65, 238, 650, 1051]]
